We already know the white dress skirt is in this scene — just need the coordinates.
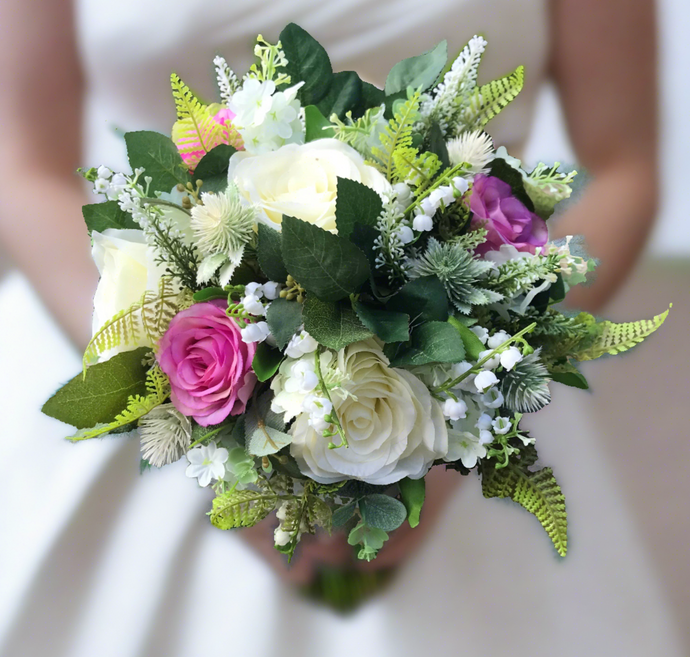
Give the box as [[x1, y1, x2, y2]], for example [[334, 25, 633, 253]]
[[0, 0, 683, 654]]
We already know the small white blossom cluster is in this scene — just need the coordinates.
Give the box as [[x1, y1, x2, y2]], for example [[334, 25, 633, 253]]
[[540, 236, 591, 283], [274, 500, 310, 547], [415, 327, 527, 469], [239, 281, 283, 344], [229, 78, 305, 154], [412, 176, 469, 232]]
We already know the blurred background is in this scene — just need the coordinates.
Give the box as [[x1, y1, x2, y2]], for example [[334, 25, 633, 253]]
[[0, 0, 688, 653]]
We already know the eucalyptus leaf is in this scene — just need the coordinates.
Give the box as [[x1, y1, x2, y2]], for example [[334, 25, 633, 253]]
[[303, 297, 372, 350], [335, 177, 383, 238], [265, 298, 303, 349], [399, 477, 425, 528], [317, 71, 362, 120], [354, 302, 409, 343], [390, 321, 466, 367], [281, 216, 370, 301], [386, 276, 449, 323], [83, 201, 138, 234], [257, 223, 288, 282], [384, 40, 447, 96], [359, 494, 407, 531], [42, 348, 150, 429], [124, 131, 191, 192]]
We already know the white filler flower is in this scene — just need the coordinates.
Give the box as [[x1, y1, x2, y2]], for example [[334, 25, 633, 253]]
[[185, 441, 229, 487], [290, 339, 448, 485]]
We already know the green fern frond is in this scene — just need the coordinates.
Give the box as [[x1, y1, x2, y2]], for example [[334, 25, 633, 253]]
[[460, 65, 524, 132], [482, 460, 568, 557], [67, 366, 170, 442], [392, 149, 442, 189], [84, 277, 181, 371], [573, 306, 671, 362], [500, 349, 551, 413], [209, 489, 278, 529], [331, 105, 385, 160], [372, 89, 421, 181]]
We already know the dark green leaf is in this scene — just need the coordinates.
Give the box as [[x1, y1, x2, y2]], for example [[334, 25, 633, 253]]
[[550, 361, 589, 390], [252, 343, 283, 382], [317, 71, 362, 120], [83, 201, 138, 234], [280, 23, 333, 106], [386, 276, 449, 323], [359, 494, 407, 531], [428, 122, 450, 170], [549, 273, 567, 305], [124, 131, 191, 193], [332, 502, 357, 528], [193, 286, 227, 302], [399, 477, 425, 528], [384, 40, 447, 96], [448, 316, 484, 361], [302, 297, 372, 350], [390, 321, 465, 367], [193, 143, 236, 193], [265, 298, 304, 349], [352, 81, 386, 118], [354, 302, 409, 343], [349, 224, 379, 270], [335, 177, 383, 238], [257, 223, 288, 282], [42, 348, 150, 429], [489, 158, 535, 212], [281, 216, 370, 301], [304, 105, 335, 142]]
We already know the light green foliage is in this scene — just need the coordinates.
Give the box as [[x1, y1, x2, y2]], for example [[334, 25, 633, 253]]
[[409, 238, 502, 313], [460, 66, 524, 133], [372, 89, 422, 182], [348, 521, 389, 561], [392, 149, 442, 190], [209, 489, 278, 529], [500, 349, 551, 413], [248, 35, 291, 85], [331, 106, 385, 159], [83, 277, 181, 370], [525, 163, 577, 219], [482, 447, 568, 557], [43, 347, 151, 431], [573, 307, 671, 361], [485, 253, 561, 300], [67, 366, 170, 442], [451, 228, 488, 252], [399, 477, 425, 528], [303, 297, 373, 350]]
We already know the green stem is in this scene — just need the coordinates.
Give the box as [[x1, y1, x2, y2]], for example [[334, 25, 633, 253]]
[[188, 425, 225, 449], [142, 198, 192, 216], [314, 347, 349, 449]]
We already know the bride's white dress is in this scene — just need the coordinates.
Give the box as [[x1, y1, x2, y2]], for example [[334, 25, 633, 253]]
[[0, 0, 683, 655]]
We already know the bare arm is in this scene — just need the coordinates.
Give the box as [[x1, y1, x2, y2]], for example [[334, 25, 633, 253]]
[[0, 0, 97, 348], [549, 0, 658, 311]]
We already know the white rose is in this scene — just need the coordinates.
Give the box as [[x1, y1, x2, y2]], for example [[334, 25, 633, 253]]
[[91, 229, 166, 349], [228, 138, 390, 233], [290, 339, 448, 485]]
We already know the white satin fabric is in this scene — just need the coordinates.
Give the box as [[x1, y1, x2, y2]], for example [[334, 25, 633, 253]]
[[0, 1, 683, 654]]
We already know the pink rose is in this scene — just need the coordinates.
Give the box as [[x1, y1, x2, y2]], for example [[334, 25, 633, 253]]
[[157, 301, 256, 426], [470, 174, 548, 255]]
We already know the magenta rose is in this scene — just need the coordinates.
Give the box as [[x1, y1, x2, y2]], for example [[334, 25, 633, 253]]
[[157, 301, 256, 426], [470, 174, 548, 255]]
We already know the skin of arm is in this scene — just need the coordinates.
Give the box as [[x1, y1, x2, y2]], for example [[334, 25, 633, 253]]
[[0, 0, 97, 349], [548, 0, 658, 312]]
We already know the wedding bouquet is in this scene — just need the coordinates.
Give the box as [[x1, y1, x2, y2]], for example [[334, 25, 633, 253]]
[[43, 24, 669, 562]]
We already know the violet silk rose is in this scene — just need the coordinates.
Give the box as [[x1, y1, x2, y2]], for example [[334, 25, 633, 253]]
[[470, 174, 548, 254], [157, 301, 257, 426]]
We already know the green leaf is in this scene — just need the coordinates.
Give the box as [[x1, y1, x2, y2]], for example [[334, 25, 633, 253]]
[[280, 23, 333, 106], [257, 223, 288, 282], [384, 40, 447, 96], [42, 347, 150, 429], [354, 302, 409, 343], [352, 81, 385, 118], [304, 105, 336, 142], [317, 71, 362, 120], [428, 122, 450, 171], [399, 477, 425, 528], [210, 489, 278, 529], [193, 286, 227, 302], [550, 368, 590, 390], [390, 321, 466, 367], [347, 520, 389, 561], [448, 316, 484, 361], [303, 297, 372, 350], [349, 224, 379, 270], [265, 298, 303, 349], [489, 158, 535, 212], [252, 342, 283, 382], [247, 426, 292, 457], [124, 131, 191, 193], [386, 276, 449, 323], [193, 143, 236, 193], [335, 177, 383, 238], [359, 494, 407, 531], [281, 216, 370, 301], [83, 201, 138, 234], [332, 501, 357, 528]]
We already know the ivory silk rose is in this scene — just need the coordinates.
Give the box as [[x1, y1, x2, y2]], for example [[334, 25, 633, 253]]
[[157, 301, 257, 426], [227, 138, 390, 232], [289, 339, 448, 485]]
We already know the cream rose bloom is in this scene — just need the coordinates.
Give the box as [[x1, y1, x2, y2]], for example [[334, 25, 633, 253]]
[[290, 339, 448, 485], [227, 138, 390, 232], [91, 229, 166, 349]]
